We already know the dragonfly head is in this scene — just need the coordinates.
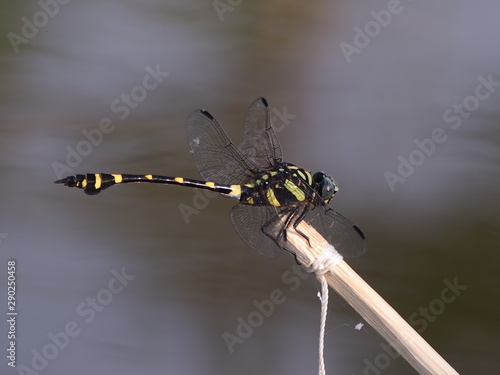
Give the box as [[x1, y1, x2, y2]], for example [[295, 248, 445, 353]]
[[312, 171, 338, 203]]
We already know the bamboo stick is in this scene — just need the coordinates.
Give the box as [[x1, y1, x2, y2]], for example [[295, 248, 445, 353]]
[[282, 219, 460, 375]]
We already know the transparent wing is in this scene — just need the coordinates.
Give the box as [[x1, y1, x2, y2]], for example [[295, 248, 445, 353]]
[[231, 203, 366, 259], [240, 97, 283, 169], [305, 205, 366, 258], [230, 204, 284, 258], [186, 109, 259, 185]]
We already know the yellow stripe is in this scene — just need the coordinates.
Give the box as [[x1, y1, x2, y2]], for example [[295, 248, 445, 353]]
[[205, 181, 215, 188], [296, 169, 307, 182], [145, 174, 153, 180], [266, 188, 281, 207], [94, 174, 102, 190], [80, 179, 87, 188], [284, 179, 306, 201], [174, 177, 184, 183], [227, 184, 241, 198], [112, 174, 123, 183]]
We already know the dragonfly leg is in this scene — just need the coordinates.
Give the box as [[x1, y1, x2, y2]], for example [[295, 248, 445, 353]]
[[277, 208, 296, 243], [264, 206, 311, 246], [260, 206, 312, 261], [261, 207, 293, 245], [292, 205, 311, 247]]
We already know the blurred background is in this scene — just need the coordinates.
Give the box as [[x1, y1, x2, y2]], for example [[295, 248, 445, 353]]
[[0, 1, 499, 374]]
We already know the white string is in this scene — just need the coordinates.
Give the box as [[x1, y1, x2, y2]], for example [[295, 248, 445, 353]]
[[308, 245, 343, 375], [317, 274, 328, 375]]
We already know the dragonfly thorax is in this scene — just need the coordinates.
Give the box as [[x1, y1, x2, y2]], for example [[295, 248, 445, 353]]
[[240, 162, 320, 207]]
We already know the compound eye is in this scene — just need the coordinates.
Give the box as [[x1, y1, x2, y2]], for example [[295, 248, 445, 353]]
[[313, 171, 325, 184], [312, 172, 338, 201]]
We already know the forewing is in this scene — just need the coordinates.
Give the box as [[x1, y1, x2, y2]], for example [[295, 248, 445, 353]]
[[306, 205, 366, 258], [231, 202, 365, 259], [240, 98, 283, 169], [186, 109, 258, 185]]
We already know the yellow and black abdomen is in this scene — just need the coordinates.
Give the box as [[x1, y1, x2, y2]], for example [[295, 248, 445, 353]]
[[55, 173, 242, 198], [56, 173, 126, 195]]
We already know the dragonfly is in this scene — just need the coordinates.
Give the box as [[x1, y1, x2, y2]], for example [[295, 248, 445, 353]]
[[55, 98, 366, 259]]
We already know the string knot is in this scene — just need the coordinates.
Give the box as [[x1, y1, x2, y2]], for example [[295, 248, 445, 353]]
[[307, 244, 343, 276]]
